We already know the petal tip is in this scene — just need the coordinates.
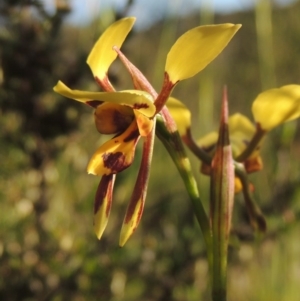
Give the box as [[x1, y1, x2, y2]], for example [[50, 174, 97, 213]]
[[119, 224, 132, 247], [87, 168, 96, 175], [94, 227, 104, 240], [93, 210, 108, 239]]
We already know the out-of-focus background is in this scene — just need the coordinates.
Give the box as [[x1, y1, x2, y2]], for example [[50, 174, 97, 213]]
[[1, 0, 300, 300]]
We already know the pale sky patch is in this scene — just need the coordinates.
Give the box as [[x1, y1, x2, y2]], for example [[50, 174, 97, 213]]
[[42, 0, 298, 30]]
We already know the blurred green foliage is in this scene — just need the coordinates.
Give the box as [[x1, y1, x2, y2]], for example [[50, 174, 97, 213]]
[[1, 1, 300, 300]]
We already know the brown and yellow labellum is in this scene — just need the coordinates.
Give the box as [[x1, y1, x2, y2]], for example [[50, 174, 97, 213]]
[[94, 103, 134, 134]]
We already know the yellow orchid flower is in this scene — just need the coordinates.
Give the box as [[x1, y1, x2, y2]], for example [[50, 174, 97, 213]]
[[198, 114, 262, 165], [53, 17, 240, 245], [180, 85, 300, 195], [197, 113, 263, 193]]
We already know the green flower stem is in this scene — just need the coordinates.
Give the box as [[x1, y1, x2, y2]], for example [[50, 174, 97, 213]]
[[211, 171, 229, 301], [210, 90, 234, 301], [235, 125, 266, 162], [156, 114, 213, 261]]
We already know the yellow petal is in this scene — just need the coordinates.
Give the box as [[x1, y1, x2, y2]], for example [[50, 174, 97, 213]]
[[93, 175, 115, 239], [165, 24, 241, 83], [166, 97, 191, 135], [53, 81, 155, 117], [252, 85, 300, 131], [87, 17, 135, 80], [87, 120, 140, 175]]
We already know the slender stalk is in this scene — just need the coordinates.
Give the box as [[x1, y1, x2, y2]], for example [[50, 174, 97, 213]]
[[156, 114, 213, 265], [182, 127, 212, 164]]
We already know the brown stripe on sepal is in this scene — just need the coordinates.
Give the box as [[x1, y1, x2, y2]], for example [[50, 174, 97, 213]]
[[93, 174, 115, 239], [94, 174, 115, 215], [119, 121, 156, 246]]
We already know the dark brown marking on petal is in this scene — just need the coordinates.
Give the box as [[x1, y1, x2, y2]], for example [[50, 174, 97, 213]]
[[94, 175, 114, 214], [132, 103, 149, 110], [102, 152, 128, 173], [112, 110, 134, 132], [86, 100, 103, 108], [123, 128, 140, 142]]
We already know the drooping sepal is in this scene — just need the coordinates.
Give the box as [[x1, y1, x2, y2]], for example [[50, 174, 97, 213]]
[[119, 196, 144, 247], [119, 120, 156, 246], [93, 174, 116, 239]]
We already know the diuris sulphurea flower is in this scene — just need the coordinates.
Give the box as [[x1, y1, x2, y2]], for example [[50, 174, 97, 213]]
[[54, 17, 240, 245], [172, 84, 300, 232], [194, 85, 300, 184]]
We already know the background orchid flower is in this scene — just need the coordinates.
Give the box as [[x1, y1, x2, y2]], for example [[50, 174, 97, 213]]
[[53, 16, 241, 245], [168, 85, 300, 235], [198, 113, 263, 176], [170, 84, 300, 181]]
